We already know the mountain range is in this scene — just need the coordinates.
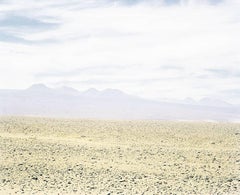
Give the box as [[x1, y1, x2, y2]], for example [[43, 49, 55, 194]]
[[0, 84, 239, 122]]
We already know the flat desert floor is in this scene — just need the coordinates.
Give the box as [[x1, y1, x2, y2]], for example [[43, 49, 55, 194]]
[[0, 117, 239, 194]]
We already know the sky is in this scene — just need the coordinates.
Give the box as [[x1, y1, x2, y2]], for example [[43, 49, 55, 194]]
[[0, 0, 240, 104]]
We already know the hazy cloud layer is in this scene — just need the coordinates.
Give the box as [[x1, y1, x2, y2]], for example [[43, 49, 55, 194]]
[[0, 0, 239, 103]]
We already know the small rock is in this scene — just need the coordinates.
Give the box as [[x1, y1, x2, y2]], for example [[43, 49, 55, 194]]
[[32, 177, 38, 180], [227, 179, 233, 182]]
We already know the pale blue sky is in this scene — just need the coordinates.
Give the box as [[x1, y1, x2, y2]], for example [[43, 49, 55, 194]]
[[0, 0, 239, 104]]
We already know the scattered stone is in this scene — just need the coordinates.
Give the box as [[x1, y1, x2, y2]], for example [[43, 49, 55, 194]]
[[32, 177, 38, 181]]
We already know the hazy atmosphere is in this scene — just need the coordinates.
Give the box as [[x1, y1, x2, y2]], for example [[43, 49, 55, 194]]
[[0, 0, 240, 104], [1, 1, 240, 194]]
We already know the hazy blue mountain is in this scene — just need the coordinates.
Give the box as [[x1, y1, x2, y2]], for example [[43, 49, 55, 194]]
[[0, 84, 239, 122]]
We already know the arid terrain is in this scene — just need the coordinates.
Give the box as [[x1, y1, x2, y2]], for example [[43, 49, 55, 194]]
[[0, 117, 239, 194]]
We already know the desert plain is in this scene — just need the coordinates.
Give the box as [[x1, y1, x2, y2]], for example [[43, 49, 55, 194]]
[[0, 117, 239, 194]]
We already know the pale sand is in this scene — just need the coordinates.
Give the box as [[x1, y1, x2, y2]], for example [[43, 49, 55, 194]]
[[0, 117, 239, 194]]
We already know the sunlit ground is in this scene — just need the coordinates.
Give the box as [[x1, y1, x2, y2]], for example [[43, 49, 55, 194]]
[[0, 117, 239, 194]]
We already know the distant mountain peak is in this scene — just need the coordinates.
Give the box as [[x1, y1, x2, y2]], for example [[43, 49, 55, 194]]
[[27, 83, 50, 90], [102, 88, 125, 95], [86, 88, 99, 92]]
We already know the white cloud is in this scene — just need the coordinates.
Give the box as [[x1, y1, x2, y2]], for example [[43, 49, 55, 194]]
[[0, 0, 240, 103]]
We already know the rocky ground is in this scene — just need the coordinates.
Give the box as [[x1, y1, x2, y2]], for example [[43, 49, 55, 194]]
[[0, 117, 239, 194]]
